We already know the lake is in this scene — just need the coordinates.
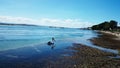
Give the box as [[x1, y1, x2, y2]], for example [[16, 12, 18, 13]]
[[0, 25, 96, 51]]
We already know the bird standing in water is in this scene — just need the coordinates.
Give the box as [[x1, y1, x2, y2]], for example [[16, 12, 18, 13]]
[[47, 37, 56, 45]]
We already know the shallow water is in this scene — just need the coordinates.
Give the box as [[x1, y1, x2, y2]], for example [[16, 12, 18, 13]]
[[0, 25, 119, 68], [0, 26, 85, 51], [0, 25, 96, 51], [0, 25, 119, 53]]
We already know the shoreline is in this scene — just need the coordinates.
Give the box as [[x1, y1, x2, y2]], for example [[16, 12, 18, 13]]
[[90, 31, 120, 49], [47, 44, 120, 68], [100, 31, 120, 40]]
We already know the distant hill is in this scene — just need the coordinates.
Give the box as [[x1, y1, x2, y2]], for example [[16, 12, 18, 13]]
[[0, 22, 77, 29], [0, 22, 38, 26]]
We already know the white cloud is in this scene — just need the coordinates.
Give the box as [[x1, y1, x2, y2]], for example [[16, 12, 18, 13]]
[[0, 16, 38, 24], [39, 18, 93, 28], [0, 16, 93, 28]]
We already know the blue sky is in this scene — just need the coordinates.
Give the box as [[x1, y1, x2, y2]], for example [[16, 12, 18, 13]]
[[0, 0, 120, 28]]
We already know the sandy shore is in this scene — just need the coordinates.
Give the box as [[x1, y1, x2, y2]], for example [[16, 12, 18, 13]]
[[90, 31, 120, 49], [100, 31, 120, 40]]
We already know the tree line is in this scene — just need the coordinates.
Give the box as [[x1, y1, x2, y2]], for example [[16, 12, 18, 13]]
[[91, 20, 118, 30]]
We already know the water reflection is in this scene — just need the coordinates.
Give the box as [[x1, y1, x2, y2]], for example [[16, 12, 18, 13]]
[[51, 45, 55, 50]]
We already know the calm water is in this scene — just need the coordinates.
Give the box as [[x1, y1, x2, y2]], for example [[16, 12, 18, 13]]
[[0, 25, 96, 51], [0, 25, 119, 68]]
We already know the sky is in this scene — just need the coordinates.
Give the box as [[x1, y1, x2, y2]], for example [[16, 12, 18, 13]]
[[0, 0, 120, 28]]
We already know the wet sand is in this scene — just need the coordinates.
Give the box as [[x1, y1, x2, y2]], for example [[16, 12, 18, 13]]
[[47, 44, 120, 68]]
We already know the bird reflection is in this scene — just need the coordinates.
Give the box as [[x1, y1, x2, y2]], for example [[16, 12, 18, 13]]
[[47, 43, 55, 50], [51, 45, 55, 49]]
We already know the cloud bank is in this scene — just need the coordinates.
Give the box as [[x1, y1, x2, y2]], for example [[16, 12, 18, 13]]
[[0, 16, 93, 28]]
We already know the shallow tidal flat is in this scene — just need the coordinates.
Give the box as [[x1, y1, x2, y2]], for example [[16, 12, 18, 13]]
[[49, 44, 120, 68]]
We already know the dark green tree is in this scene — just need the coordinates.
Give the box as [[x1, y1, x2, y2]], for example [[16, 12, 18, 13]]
[[109, 20, 117, 29], [91, 25, 99, 30], [91, 20, 118, 30]]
